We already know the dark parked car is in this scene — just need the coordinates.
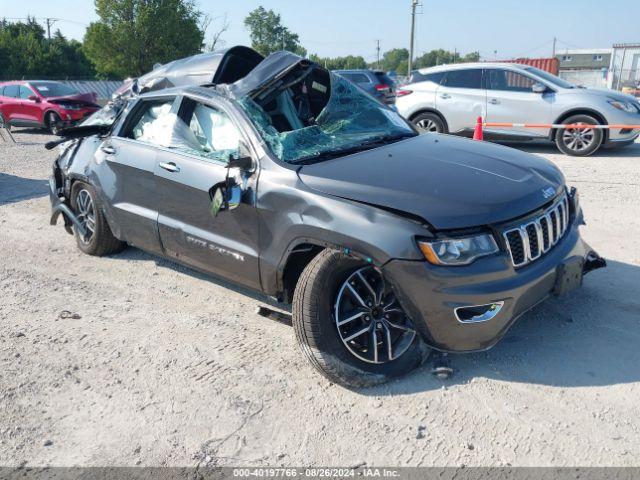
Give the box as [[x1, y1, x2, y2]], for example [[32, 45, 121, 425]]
[[48, 47, 605, 388], [334, 69, 396, 105], [0, 81, 100, 134]]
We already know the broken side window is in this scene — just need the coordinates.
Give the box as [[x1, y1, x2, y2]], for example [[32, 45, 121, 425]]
[[238, 71, 415, 164]]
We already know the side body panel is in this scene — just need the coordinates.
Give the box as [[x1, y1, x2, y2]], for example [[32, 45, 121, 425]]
[[18, 85, 43, 124], [94, 137, 164, 254], [395, 81, 439, 120], [435, 83, 486, 133], [154, 150, 262, 290], [485, 68, 554, 138], [254, 157, 430, 297]]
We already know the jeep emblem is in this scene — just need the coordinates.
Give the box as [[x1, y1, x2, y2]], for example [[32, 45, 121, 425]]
[[542, 187, 555, 199]]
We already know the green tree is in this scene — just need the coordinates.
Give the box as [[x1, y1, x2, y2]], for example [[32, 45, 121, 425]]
[[0, 18, 96, 79], [309, 54, 367, 70], [244, 6, 306, 57], [413, 49, 481, 70], [83, 0, 205, 78], [378, 48, 409, 73]]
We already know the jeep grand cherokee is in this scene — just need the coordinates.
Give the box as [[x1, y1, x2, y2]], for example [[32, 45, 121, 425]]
[[48, 47, 606, 387]]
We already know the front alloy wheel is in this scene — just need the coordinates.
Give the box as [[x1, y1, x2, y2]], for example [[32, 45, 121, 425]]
[[335, 266, 416, 364], [292, 250, 425, 388]]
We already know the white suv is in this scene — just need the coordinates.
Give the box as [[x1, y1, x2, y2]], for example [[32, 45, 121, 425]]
[[396, 62, 640, 156]]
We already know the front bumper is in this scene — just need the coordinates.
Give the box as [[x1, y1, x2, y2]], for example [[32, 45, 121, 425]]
[[603, 108, 640, 145], [56, 108, 99, 129], [49, 173, 86, 236], [383, 213, 604, 353]]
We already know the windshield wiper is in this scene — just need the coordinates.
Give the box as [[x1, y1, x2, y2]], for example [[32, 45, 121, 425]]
[[290, 133, 416, 165], [356, 132, 416, 148], [291, 145, 380, 165]]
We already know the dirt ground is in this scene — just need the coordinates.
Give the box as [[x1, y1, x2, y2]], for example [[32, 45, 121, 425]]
[[1, 129, 639, 468]]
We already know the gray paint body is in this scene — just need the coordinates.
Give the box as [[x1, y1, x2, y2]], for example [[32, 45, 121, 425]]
[[49, 50, 599, 353]]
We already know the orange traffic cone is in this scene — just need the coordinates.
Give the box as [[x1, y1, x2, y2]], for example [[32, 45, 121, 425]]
[[473, 116, 483, 141]]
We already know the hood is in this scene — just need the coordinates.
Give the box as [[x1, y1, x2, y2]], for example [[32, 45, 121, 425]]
[[567, 87, 640, 103], [298, 134, 565, 230], [47, 93, 99, 107]]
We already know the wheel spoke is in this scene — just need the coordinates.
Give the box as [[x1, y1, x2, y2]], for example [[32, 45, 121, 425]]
[[370, 328, 378, 363], [386, 319, 412, 332], [356, 271, 376, 304], [337, 310, 365, 327], [383, 324, 393, 361], [346, 282, 367, 308], [344, 325, 370, 342]]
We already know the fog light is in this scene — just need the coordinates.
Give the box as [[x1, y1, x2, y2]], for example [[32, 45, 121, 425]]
[[454, 302, 504, 323]]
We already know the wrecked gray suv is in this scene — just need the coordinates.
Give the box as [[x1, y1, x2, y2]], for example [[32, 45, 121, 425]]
[[48, 47, 606, 387]]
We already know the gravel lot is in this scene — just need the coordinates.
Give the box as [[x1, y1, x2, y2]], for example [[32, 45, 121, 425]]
[[1, 129, 639, 468]]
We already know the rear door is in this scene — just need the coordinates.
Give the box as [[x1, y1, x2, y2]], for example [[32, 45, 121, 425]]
[[99, 95, 179, 254], [485, 68, 554, 137], [435, 68, 486, 133], [154, 96, 261, 290]]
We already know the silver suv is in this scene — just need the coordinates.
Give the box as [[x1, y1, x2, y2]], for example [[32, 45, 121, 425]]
[[396, 62, 640, 156]]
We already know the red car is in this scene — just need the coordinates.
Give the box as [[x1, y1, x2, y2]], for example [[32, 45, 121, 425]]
[[0, 81, 101, 134]]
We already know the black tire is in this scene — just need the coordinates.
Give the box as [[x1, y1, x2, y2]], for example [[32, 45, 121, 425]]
[[70, 182, 125, 256], [412, 112, 447, 134], [292, 249, 426, 388], [46, 111, 62, 135], [554, 114, 603, 156]]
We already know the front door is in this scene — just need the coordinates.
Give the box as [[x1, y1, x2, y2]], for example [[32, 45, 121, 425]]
[[154, 96, 261, 290], [18, 85, 41, 124], [485, 68, 554, 138], [99, 96, 179, 254], [435, 68, 486, 133]]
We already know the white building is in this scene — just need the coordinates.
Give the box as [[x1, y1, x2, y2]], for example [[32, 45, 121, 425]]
[[609, 43, 640, 91]]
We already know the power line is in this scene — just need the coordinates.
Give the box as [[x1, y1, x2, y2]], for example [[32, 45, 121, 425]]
[[2, 17, 89, 27]]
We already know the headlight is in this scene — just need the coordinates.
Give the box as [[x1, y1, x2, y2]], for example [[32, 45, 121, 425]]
[[59, 104, 81, 110], [418, 234, 499, 266], [608, 99, 639, 113]]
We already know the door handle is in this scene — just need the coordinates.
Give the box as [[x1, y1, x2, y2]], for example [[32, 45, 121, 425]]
[[440, 93, 451, 99], [101, 145, 116, 155], [489, 98, 500, 105], [159, 161, 180, 173]]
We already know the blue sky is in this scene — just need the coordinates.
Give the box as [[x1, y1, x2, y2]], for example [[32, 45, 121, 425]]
[[1, 0, 637, 61]]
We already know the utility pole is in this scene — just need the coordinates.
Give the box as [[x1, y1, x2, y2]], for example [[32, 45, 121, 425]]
[[45, 18, 57, 40], [552, 37, 557, 57], [617, 45, 627, 91], [408, 0, 419, 76], [375, 39, 381, 70]]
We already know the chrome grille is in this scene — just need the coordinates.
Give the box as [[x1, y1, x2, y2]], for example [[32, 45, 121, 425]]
[[503, 194, 570, 268]]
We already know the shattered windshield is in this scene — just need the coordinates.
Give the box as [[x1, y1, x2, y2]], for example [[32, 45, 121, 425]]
[[238, 71, 416, 164], [80, 100, 127, 127]]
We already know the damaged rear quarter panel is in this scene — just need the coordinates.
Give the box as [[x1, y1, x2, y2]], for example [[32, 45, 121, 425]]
[[255, 156, 432, 296]]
